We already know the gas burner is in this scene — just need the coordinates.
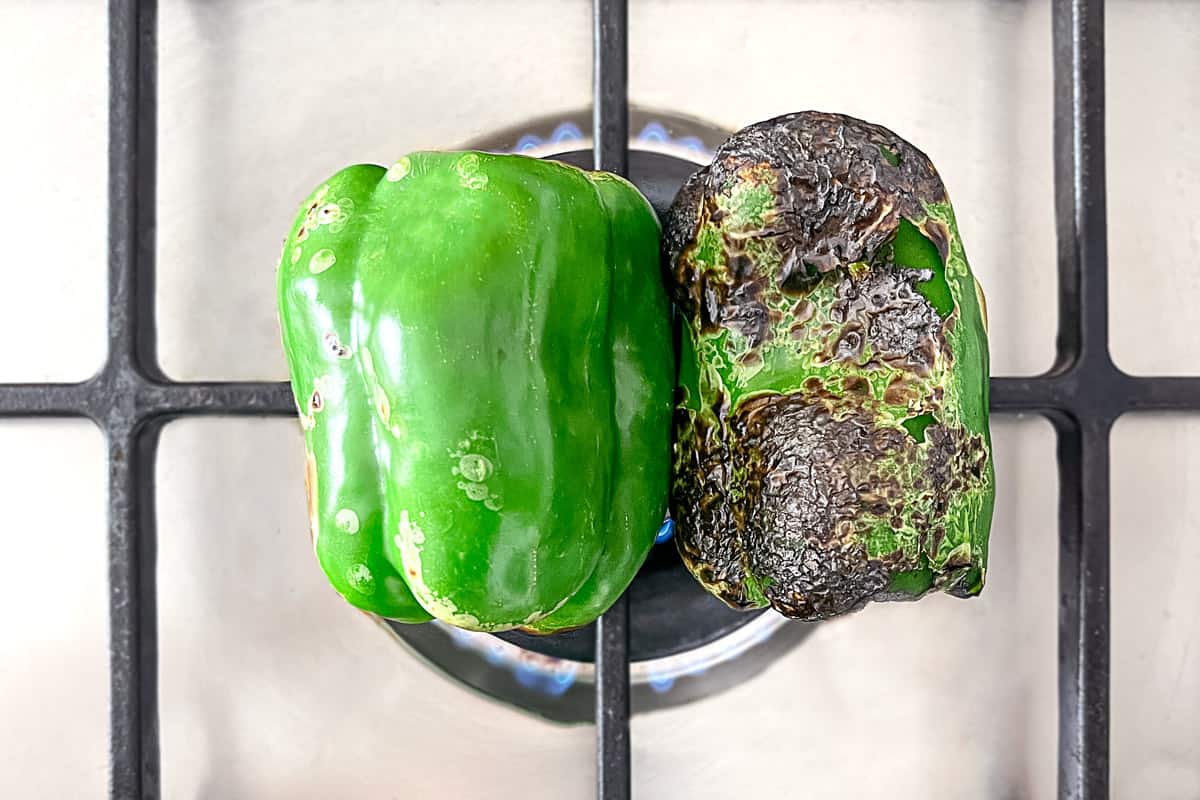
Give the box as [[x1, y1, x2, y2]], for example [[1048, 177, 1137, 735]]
[[379, 110, 817, 721]]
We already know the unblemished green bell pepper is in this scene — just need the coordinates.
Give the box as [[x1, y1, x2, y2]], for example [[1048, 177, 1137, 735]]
[[277, 151, 673, 632], [662, 112, 995, 620]]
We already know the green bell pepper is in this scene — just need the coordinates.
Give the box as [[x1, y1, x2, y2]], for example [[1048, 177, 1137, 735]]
[[663, 112, 995, 620], [277, 152, 673, 632]]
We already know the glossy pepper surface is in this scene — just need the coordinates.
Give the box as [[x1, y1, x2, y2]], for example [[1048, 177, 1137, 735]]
[[663, 112, 995, 620], [277, 151, 673, 632]]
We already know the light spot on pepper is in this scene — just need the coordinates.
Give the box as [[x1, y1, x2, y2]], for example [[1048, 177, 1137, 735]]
[[304, 450, 319, 547], [458, 453, 493, 483], [386, 157, 412, 182], [398, 511, 423, 540], [335, 508, 360, 534], [309, 249, 336, 274], [346, 563, 376, 595], [361, 347, 376, 379], [317, 203, 340, 224], [523, 593, 571, 626], [297, 395, 316, 430], [323, 331, 351, 359], [394, 510, 500, 630], [458, 481, 488, 501], [315, 200, 349, 233], [395, 509, 425, 554], [455, 153, 488, 190], [312, 375, 337, 407], [974, 277, 989, 332], [290, 246, 302, 265], [374, 385, 390, 423]]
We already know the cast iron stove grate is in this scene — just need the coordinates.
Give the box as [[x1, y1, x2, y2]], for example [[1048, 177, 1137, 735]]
[[2, 1, 1198, 798]]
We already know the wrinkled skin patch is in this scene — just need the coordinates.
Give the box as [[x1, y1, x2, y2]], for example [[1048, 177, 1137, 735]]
[[665, 111, 995, 621], [664, 111, 947, 331], [674, 389, 988, 619]]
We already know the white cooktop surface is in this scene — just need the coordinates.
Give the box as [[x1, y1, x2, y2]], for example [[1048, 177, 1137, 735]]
[[2, 1, 1197, 798]]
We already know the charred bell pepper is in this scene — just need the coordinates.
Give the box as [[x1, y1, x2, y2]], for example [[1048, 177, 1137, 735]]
[[277, 152, 673, 632], [662, 112, 995, 620]]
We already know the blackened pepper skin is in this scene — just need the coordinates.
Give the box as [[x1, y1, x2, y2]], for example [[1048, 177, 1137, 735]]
[[664, 112, 995, 621]]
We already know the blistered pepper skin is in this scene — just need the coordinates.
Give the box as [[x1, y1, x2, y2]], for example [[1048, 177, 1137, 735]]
[[278, 152, 673, 632], [663, 112, 995, 621]]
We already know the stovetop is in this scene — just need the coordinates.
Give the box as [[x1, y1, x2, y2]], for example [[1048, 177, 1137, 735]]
[[2, 1, 1199, 798]]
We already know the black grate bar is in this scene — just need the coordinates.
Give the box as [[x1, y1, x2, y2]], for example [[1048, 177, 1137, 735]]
[[0, 380, 295, 421], [1123, 376, 1200, 411], [7, 374, 1197, 422], [1052, 1, 1110, 798], [139, 380, 295, 416], [1054, 0, 1109, 375], [991, 374, 1200, 415], [595, 595, 631, 799], [107, 420, 163, 800], [592, 1, 632, 799], [593, 0, 629, 178], [1053, 412, 1112, 800], [107, 0, 161, 797], [0, 382, 92, 417], [108, 0, 160, 382]]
